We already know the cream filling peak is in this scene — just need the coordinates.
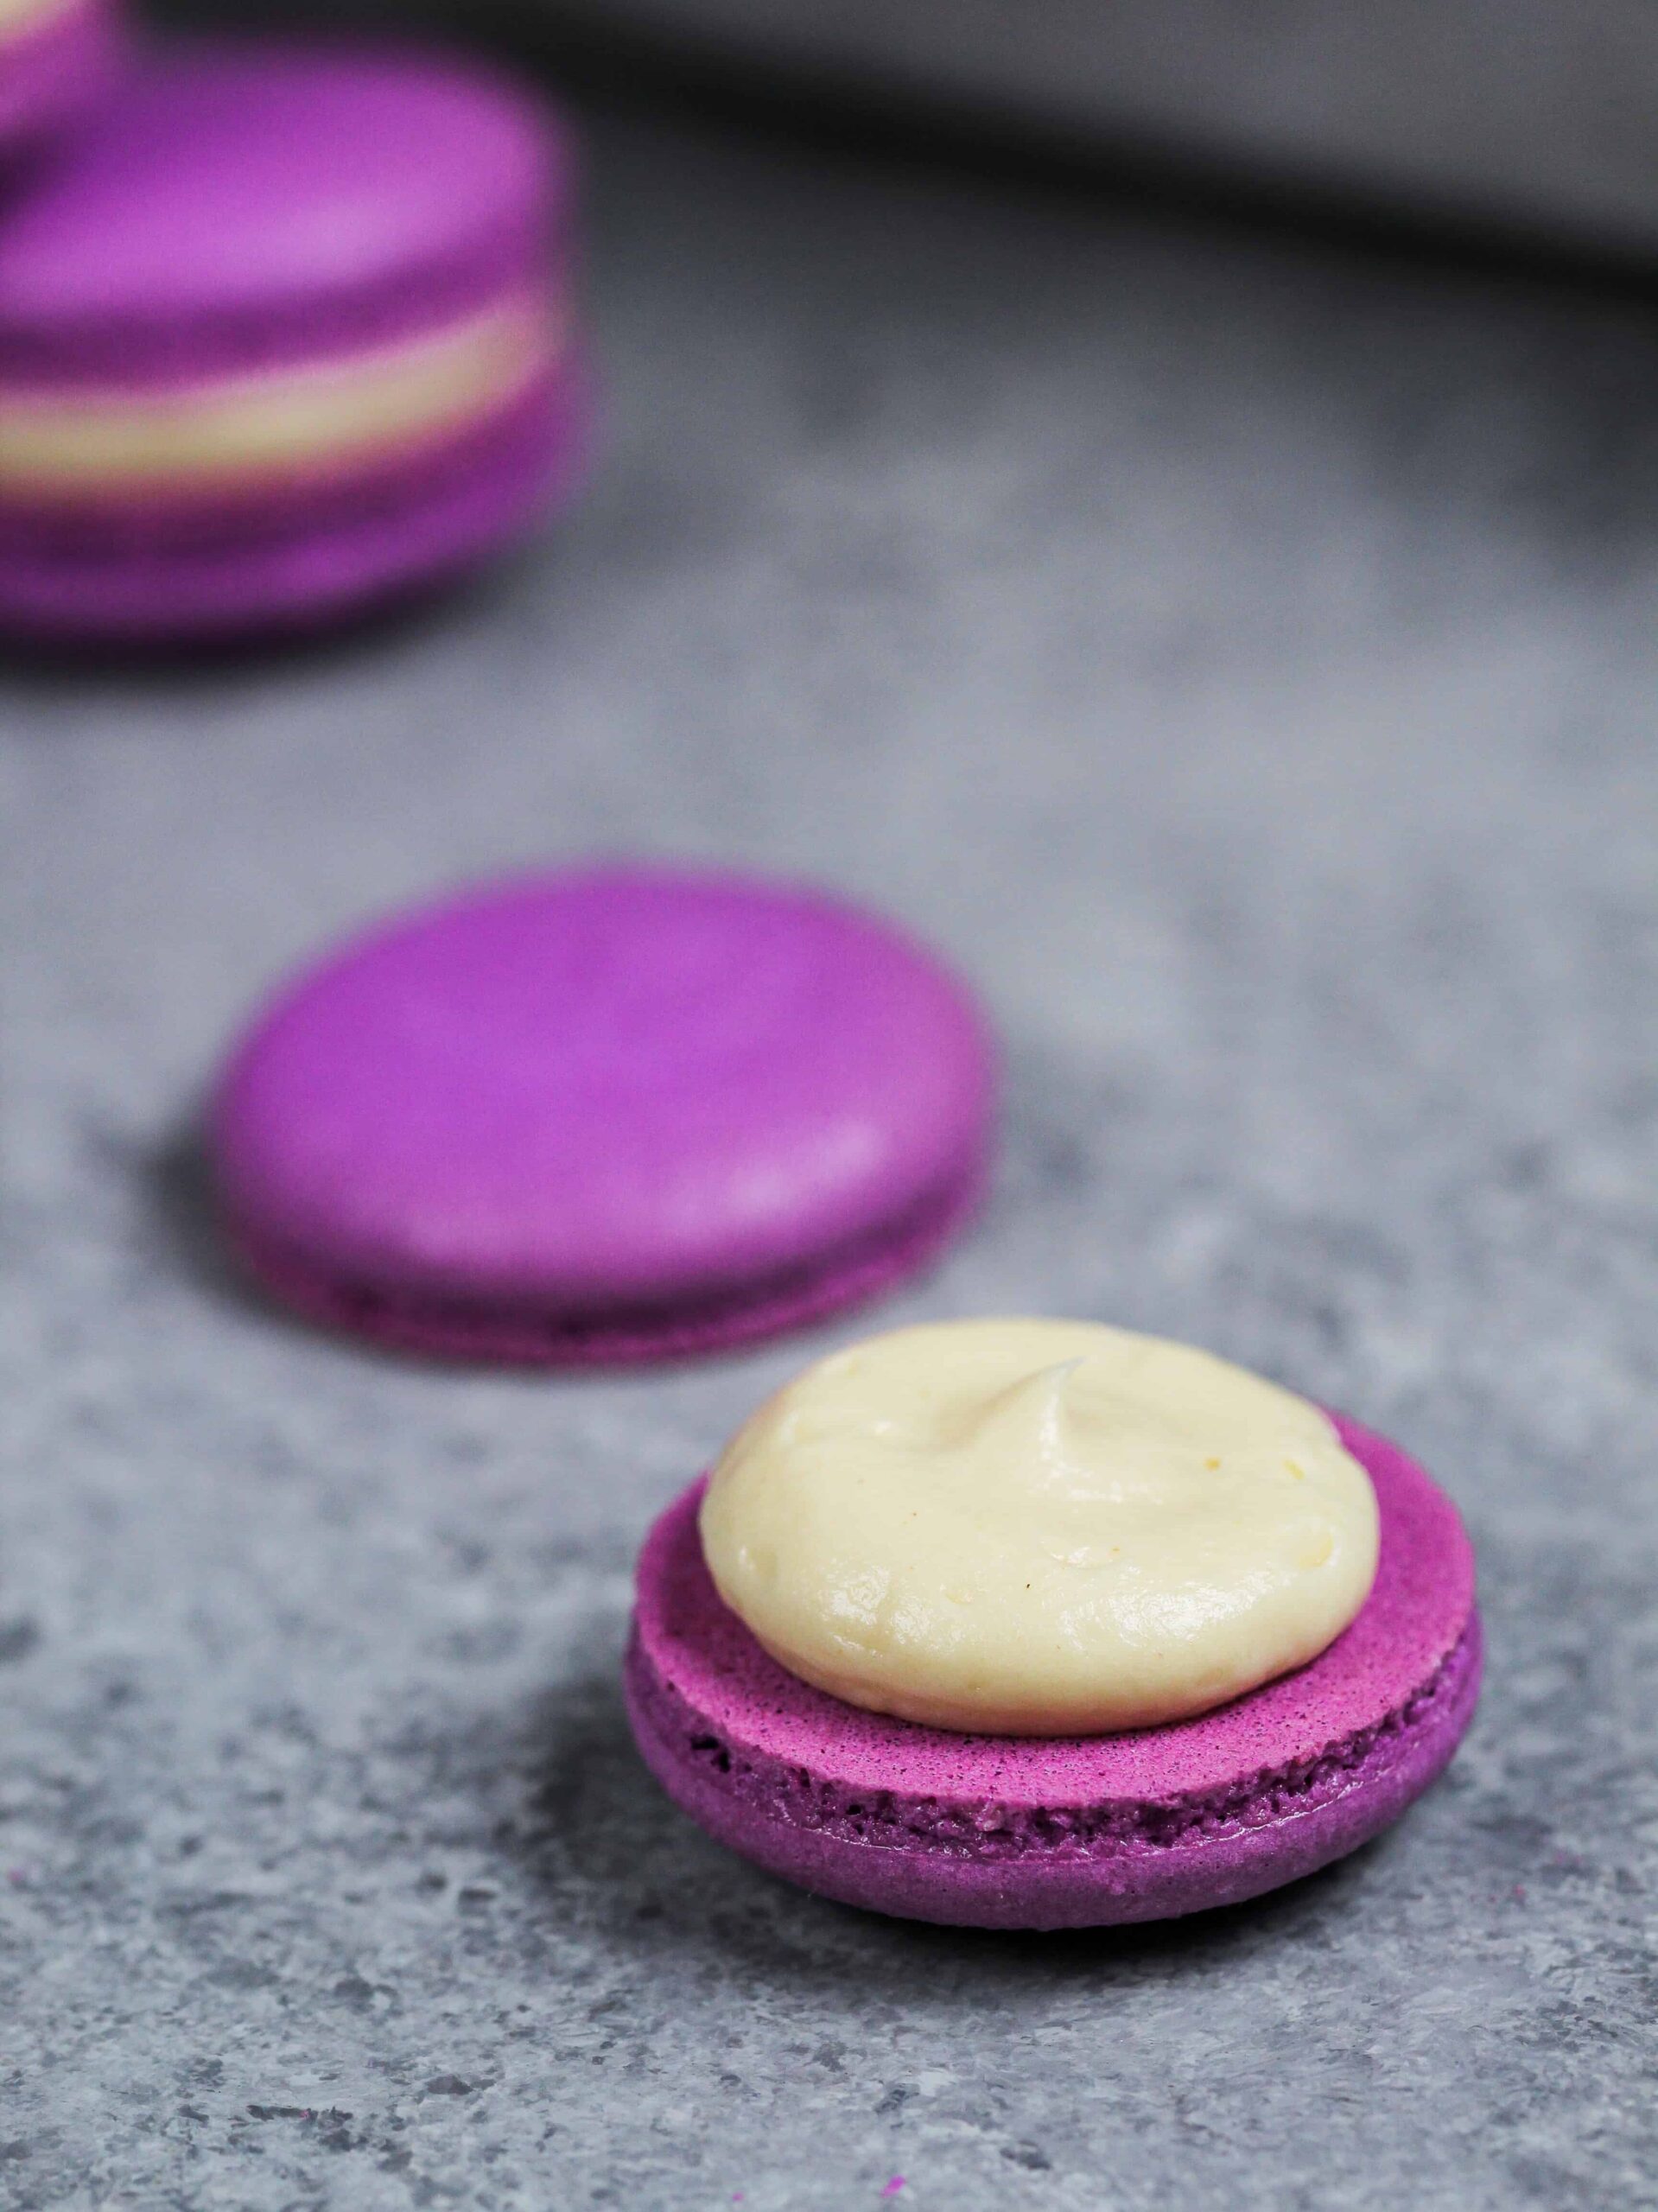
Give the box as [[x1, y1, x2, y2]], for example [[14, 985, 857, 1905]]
[[0, 292, 557, 500], [699, 1319, 1382, 1736]]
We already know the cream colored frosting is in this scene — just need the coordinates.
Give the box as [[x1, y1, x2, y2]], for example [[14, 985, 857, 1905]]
[[700, 1319, 1381, 1736], [0, 294, 557, 500]]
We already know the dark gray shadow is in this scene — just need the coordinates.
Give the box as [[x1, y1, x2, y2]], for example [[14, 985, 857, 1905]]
[[143, 1122, 262, 1319], [0, 556, 528, 701]]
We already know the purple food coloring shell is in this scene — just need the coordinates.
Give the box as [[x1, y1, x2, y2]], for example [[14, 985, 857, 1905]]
[[626, 1414, 1480, 1928], [212, 867, 997, 1365]]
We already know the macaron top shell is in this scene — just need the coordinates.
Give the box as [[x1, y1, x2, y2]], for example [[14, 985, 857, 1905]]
[[212, 868, 995, 1313], [635, 1414, 1474, 1808], [0, 46, 568, 380], [0, 0, 124, 159]]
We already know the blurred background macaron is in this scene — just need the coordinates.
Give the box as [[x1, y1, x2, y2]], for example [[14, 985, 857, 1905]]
[[0, 41, 589, 641], [0, 0, 123, 162], [208, 866, 998, 1366]]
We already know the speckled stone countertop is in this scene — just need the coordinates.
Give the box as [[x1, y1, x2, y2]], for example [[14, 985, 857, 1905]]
[[3, 103, 1655, 2212]]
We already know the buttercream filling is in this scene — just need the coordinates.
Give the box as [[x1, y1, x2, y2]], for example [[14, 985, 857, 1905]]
[[0, 291, 558, 499], [701, 1319, 1382, 1736]]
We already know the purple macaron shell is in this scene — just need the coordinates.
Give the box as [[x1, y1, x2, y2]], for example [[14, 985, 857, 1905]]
[[211, 868, 997, 1364], [0, 1, 121, 162], [626, 1414, 1481, 1928], [0, 43, 571, 382], [0, 365, 589, 642]]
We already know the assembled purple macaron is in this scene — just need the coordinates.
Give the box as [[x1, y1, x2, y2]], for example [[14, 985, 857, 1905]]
[[627, 1408, 1480, 1929], [0, 0, 122, 161], [0, 42, 588, 640], [210, 867, 996, 1364]]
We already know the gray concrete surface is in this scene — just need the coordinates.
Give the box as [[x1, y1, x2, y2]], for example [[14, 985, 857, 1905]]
[[3, 108, 1657, 2211]]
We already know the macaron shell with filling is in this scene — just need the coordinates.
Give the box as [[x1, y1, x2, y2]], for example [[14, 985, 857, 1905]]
[[0, 43, 586, 636], [210, 868, 996, 1362], [625, 1414, 1481, 1928]]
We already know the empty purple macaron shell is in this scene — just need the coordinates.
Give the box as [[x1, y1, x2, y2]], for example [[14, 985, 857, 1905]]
[[626, 1414, 1481, 1928], [211, 868, 997, 1364], [0, 0, 122, 160], [0, 44, 587, 639]]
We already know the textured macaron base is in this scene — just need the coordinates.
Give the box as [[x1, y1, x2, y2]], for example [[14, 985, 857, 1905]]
[[222, 1154, 987, 1368], [0, 362, 589, 640], [625, 1417, 1481, 1928], [0, 0, 119, 157]]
